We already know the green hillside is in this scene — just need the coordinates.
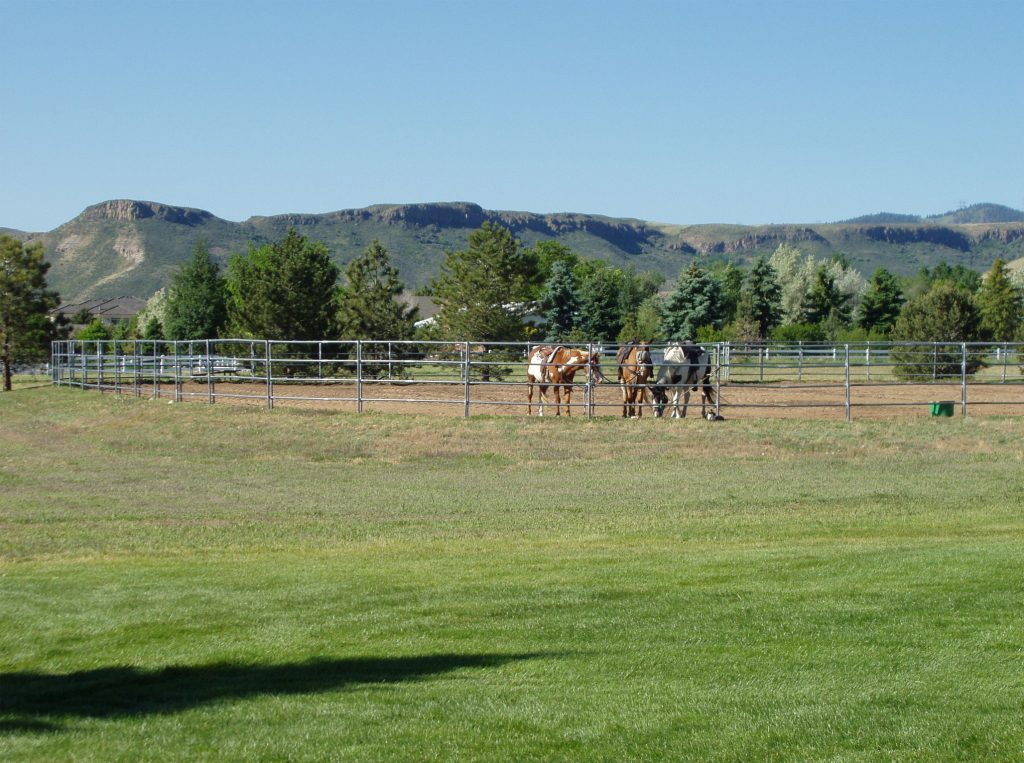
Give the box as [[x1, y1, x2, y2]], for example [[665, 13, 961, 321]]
[[7, 199, 1024, 302]]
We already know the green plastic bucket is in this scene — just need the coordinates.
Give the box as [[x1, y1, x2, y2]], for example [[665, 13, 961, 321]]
[[930, 401, 955, 417]]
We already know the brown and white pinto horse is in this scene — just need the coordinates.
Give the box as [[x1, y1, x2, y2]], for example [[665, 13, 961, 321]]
[[616, 340, 654, 418], [527, 345, 606, 416]]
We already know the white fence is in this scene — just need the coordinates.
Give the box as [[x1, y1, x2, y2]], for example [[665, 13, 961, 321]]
[[51, 339, 1024, 420]]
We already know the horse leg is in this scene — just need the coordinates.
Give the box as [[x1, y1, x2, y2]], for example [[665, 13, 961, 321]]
[[527, 380, 533, 416], [564, 385, 572, 416]]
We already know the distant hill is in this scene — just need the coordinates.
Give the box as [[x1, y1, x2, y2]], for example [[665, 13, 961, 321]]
[[6, 199, 1024, 302], [840, 203, 1024, 225]]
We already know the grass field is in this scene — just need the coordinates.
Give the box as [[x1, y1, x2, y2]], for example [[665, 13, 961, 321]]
[[2, 386, 1024, 761]]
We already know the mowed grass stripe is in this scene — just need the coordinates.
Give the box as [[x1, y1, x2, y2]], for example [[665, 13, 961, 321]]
[[2, 388, 1023, 760]]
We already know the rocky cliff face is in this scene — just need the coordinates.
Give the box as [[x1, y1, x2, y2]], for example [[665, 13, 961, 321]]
[[79, 200, 216, 226], [26, 199, 1024, 302]]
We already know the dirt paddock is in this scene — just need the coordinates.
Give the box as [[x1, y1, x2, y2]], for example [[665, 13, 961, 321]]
[[104, 377, 1024, 420]]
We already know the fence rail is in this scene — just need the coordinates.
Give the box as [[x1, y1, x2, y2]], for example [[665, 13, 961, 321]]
[[51, 339, 1024, 420]]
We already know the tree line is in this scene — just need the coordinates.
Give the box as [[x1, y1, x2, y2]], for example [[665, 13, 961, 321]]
[[3, 222, 1024, 390]]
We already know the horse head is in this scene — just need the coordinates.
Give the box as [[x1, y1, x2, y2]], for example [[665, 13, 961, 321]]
[[587, 350, 609, 383], [649, 384, 668, 417]]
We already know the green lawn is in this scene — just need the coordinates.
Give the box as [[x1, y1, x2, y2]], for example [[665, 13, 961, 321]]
[[2, 387, 1023, 761]]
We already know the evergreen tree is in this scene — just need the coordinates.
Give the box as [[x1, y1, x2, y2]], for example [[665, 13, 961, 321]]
[[431, 222, 534, 342], [713, 262, 745, 324], [857, 268, 904, 334], [337, 240, 417, 340], [226, 229, 340, 340], [891, 281, 982, 379], [801, 266, 851, 327], [540, 259, 579, 341], [659, 263, 725, 340], [575, 264, 624, 342], [742, 257, 782, 339], [976, 258, 1022, 341], [0, 236, 63, 390], [164, 240, 227, 340]]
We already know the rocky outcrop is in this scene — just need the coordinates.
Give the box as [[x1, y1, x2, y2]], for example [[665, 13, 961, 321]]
[[699, 227, 829, 254], [79, 200, 215, 226], [973, 226, 1024, 245], [852, 225, 971, 252]]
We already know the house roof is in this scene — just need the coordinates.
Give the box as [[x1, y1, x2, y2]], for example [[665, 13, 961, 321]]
[[54, 297, 148, 320]]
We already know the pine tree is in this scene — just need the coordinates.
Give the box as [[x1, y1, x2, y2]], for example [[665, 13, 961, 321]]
[[891, 281, 982, 379], [659, 263, 725, 340], [0, 236, 63, 390], [742, 257, 782, 339], [540, 259, 579, 341], [431, 222, 534, 342], [164, 240, 227, 340], [976, 258, 1022, 341], [801, 266, 851, 327], [857, 268, 904, 334], [226, 229, 340, 340], [337, 240, 417, 340], [575, 265, 624, 342]]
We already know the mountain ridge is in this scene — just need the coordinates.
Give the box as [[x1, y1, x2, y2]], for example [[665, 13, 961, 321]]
[[7, 200, 1024, 302]]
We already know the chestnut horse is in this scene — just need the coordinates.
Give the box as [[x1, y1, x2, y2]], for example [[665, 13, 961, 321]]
[[527, 345, 606, 416], [616, 340, 654, 418]]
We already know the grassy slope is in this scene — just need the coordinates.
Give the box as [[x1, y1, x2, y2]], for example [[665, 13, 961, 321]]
[[2, 388, 1024, 760]]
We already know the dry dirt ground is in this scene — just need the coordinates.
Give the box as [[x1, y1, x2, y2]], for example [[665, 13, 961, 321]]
[[105, 378, 1024, 420]]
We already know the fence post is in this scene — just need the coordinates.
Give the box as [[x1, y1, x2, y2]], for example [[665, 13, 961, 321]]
[[865, 342, 871, 382], [715, 342, 722, 419], [174, 341, 181, 401], [1002, 342, 1008, 383], [932, 344, 938, 381], [961, 343, 968, 417], [844, 343, 851, 422], [356, 340, 363, 413], [134, 340, 141, 398], [265, 340, 273, 410], [206, 339, 214, 404], [798, 341, 803, 382], [759, 345, 765, 382], [586, 342, 595, 418], [463, 342, 471, 418]]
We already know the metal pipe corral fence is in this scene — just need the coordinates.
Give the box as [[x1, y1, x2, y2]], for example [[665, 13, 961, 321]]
[[51, 339, 1024, 420]]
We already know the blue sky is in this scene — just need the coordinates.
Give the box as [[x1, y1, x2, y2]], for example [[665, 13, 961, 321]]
[[3, 0, 1023, 231]]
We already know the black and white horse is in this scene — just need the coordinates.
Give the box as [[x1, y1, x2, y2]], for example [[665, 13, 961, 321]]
[[650, 342, 720, 419]]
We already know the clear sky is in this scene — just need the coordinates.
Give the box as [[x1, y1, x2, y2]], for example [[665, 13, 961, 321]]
[[3, 0, 1023, 231]]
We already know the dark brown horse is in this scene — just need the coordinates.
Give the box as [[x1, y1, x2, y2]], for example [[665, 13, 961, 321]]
[[526, 345, 606, 416], [616, 340, 654, 418]]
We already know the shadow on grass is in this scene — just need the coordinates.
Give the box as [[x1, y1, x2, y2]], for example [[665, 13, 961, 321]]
[[1, 652, 555, 732]]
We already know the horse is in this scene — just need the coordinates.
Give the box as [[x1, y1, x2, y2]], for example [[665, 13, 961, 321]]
[[649, 341, 719, 419], [526, 345, 607, 416], [616, 340, 654, 418]]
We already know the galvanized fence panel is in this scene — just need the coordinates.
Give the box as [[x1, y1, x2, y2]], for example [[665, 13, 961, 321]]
[[51, 339, 1024, 419]]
